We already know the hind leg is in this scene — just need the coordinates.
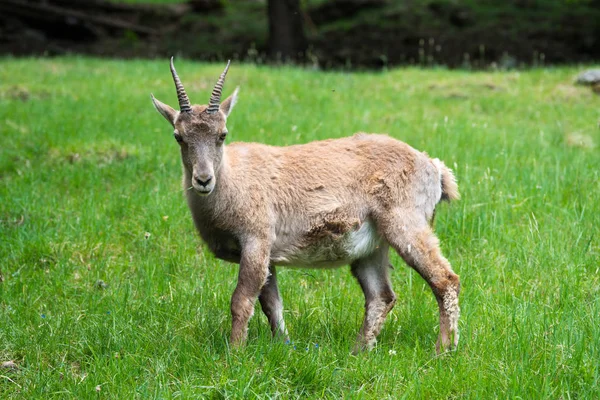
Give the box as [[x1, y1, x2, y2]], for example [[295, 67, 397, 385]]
[[259, 265, 289, 341], [379, 213, 460, 353], [351, 245, 396, 353]]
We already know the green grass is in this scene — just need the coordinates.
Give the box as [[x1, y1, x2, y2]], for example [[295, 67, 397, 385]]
[[1, 57, 599, 398]]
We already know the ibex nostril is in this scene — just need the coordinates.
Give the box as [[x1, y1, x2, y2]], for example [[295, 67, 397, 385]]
[[195, 175, 212, 187]]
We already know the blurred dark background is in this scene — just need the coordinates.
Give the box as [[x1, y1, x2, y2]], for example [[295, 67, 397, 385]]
[[1, 0, 599, 69]]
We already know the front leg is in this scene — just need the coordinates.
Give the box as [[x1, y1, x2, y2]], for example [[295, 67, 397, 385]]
[[259, 265, 289, 341], [230, 237, 271, 347]]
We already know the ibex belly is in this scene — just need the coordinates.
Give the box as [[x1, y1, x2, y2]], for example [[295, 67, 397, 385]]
[[271, 219, 384, 268]]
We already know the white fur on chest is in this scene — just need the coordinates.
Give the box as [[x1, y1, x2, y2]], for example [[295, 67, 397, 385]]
[[273, 219, 383, 268]]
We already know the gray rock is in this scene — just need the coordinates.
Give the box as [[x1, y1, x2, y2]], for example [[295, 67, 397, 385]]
[[575, 70, 600, 85]]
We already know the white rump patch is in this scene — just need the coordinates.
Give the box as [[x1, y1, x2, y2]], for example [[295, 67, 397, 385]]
[[431, 158, 445, 203]]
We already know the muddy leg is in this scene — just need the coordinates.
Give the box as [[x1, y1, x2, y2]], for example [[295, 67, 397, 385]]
[[381, 216, 460, 353], [259, 265, 289, 341], [351, 245, 396, 353]]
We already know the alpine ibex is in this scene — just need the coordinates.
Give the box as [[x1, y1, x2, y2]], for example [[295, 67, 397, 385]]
[[151, 58, 461, 353]]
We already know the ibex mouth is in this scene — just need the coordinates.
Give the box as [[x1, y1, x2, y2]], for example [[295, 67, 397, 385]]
[[194, 187, 213, 196]]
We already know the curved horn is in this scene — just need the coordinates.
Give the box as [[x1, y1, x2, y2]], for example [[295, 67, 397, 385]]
[[206, 60, 231, 114], [170, 57, 192, 113]]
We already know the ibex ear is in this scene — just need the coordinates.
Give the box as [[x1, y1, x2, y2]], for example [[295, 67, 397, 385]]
[[151, 94, 177, 127], [220, 86, 239, 118]]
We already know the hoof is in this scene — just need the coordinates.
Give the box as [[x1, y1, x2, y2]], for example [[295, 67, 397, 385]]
[[435, 329, 459, 354]]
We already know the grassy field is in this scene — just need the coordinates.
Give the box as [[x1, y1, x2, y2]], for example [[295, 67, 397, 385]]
[[1, 57, 599, 398]]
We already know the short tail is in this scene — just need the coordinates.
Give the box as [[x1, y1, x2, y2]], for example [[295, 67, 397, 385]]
[[433, 159, 460, 202]]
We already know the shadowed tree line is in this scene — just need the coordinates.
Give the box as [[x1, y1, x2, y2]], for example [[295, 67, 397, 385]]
[[0, 0, 599, 68]]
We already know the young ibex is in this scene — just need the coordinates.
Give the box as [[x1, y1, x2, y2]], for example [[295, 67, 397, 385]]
[[151, 59, 461, 353]]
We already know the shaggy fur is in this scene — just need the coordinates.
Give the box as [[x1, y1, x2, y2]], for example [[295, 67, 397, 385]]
[[151, 62, 461, 353]]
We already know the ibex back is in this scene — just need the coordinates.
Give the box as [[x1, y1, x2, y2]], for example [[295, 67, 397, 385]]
[[151, 59, 461, 353]]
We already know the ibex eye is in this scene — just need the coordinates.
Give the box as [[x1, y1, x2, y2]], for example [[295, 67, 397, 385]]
[[219, 131, 228, 142], [174, 131, 183, 143]]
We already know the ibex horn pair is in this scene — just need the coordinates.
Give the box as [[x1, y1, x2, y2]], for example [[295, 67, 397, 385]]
[[169, 56, 231, 115]]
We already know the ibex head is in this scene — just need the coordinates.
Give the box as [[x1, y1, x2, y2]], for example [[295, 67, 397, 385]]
[[151, 58, 239, 195]]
